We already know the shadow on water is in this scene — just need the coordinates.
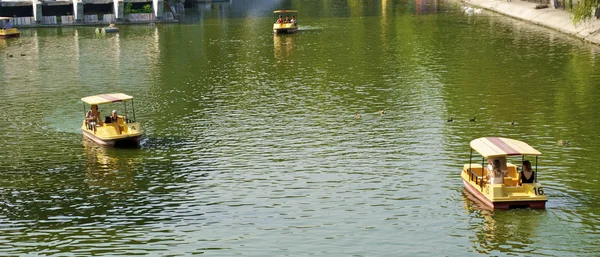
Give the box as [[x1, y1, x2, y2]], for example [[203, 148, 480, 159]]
[[139, 136, 193, 149], [296, 25, 321, 32], [83, 138, 142, 191], [462, 190, 546, 255], [113, 140, 142, 149]]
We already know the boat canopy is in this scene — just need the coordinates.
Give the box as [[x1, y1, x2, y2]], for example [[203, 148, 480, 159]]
[[81, 93, 134, 105], [470, 137, 541, 157], [274, 10, 297, 14]]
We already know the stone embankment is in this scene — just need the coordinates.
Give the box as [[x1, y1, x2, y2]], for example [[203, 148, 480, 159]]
[[464, 0, 600, 45], [0, 0, 179, 27]]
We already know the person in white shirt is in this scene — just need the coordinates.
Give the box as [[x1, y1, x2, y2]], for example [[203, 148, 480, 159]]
[[488, 159, 503, 184]]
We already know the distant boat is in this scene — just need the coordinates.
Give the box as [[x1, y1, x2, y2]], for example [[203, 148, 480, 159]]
[[95, 24, 119, 34], [461, 137, 547, 209], [0, 17, 20, 38], [81, 93, 143, 147], [273, 10, 298, 34]]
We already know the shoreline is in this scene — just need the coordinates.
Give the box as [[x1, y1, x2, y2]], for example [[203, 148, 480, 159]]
[[13, 19, 179, 28], [463, 0, 600, 45]]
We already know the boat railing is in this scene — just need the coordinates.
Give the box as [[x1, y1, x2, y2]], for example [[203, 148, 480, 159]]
[[467, 168, 484, 187]]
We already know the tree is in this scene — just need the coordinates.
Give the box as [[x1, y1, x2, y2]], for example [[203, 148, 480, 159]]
[[570, 0, 600, 24]]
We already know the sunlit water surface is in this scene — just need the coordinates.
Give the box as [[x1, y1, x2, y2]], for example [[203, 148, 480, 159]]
[[1, 0, 600, 256]]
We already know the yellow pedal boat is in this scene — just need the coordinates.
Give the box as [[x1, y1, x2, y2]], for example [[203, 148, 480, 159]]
[[81, 93, 142, 147], [0, 17, 20, 38], [461, 137, 547, 209], [273, 10, 298, 34]]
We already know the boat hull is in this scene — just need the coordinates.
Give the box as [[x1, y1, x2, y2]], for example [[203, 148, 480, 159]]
[[81, 119, 142, 147], [274, 28, 298, 34], [273, 23, 298, 34], [0, 29, 21, 38], [462, 179, 546, 210], [83, 129, 141, 147], [95, 27, 119, 34]]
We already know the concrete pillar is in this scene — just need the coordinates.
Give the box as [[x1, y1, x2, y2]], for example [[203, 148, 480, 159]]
[[73, 0, 83, 23], [114, 0, 124, 20], [32, 0, 42, 23], [153, 0, 164, 18]]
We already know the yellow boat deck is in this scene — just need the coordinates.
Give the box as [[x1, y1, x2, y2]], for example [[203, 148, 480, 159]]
[[82, 116, 141, 142], [462, 163, 547, 204], [0, 28, 20, 38]]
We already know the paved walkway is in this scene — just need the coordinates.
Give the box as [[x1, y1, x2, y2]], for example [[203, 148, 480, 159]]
[[464, 0, 600, 45]]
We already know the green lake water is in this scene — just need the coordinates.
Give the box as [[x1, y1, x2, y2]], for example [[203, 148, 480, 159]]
[[0, 0, 599, 255]]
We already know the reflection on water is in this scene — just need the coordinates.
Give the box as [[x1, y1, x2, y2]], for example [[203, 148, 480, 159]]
[[1, 0, 600, 255], [463, 190, 542, 255], [273, 34, 296, 59], [83, 138, 141, 191]]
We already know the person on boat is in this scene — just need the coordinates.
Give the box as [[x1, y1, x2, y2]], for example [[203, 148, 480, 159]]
[[276, 15, 283, 24], [111, 110, 119, 123], [86, 110, 94, 130], [488, 159, 503, 184], [487, 157, 509, 177], [290, 16, 297, 25], [4, 19, 12, 30], [86, 105, 101, 132], [111, 110, 122, 134], [284, 16, 290, 23], [520, 160, 535, 184]]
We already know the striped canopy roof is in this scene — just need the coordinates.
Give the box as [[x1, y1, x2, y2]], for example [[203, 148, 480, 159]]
[[274, 10, 297, 13], [470, 137, 541, 157], [81, 93, 133, 105]]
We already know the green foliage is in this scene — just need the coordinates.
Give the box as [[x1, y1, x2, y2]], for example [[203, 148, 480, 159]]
[[570, 0, 600, 24], [124, 2, 153, 14], [56, 16, 62, 23], [124, 2, 135, 14], [142, 4, 153, 13]]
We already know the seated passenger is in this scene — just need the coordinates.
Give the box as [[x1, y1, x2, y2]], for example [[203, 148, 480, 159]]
[[111, 110, 122, 134], [488, 159, 503, 184], [284, 15, 290, 23], [520, 160, 535, 184], [290, 16, 296, 25], [86, 105, 101, 132], [4, 19, 12, 30], [276, 15, 283, 24], [487, 157, 509, 178], [111, 110, 119, 123], [86, 110, 95, 130]]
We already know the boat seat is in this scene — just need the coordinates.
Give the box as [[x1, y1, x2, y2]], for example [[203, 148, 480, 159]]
[[464, 164, 484, 177], [504, 164, 519, 186]]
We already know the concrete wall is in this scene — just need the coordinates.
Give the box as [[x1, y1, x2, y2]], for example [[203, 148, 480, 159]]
[[61, 15, 75, 23], [2, 0, 173, 26], [42, 15, 56, 24], [83, 14, 98, 22], [103, 13, 115, 22], [466, 0, 600, 45], [12, 16, 36, 25], [125, 12, 155, 22]]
